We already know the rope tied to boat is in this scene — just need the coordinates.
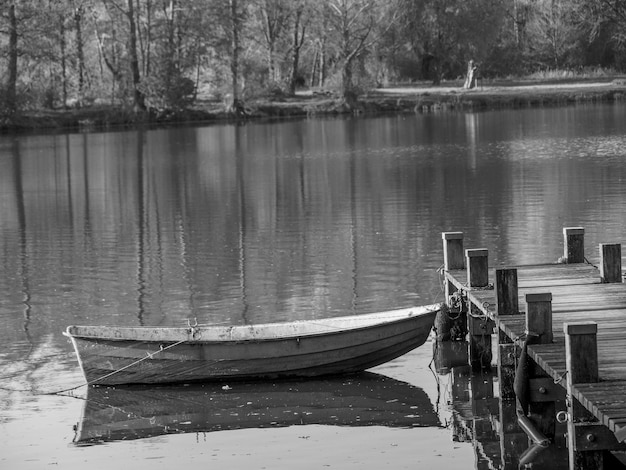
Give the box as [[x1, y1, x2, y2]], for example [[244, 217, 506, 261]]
[[45, 338, 190, 396]]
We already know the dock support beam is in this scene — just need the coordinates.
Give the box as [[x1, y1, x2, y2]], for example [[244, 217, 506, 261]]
[[442, 232, 464, 271], [526, 293, 553, 344], [563, 227, 585, 264], [495, 268, 519, 316], [564, 322, 602, 470], [466, 248, 489, 288], [439, 232, 467, 341], [525, 293, 560, 445], [599, 243, 622, 284], [496, 268, 520, 397], [466, 249, 492, 369]]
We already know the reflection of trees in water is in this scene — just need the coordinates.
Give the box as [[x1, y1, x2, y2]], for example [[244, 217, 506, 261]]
[[10, 138, 33, 353]]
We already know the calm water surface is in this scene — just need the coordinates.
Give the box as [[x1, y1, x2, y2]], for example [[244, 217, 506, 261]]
[[1, 103, 626, 469]]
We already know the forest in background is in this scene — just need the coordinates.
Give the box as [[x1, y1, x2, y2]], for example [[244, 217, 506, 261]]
[[1, 0, 626, 118]]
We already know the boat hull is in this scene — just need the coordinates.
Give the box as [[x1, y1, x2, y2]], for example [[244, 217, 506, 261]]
[[65, 305, 439, 385]]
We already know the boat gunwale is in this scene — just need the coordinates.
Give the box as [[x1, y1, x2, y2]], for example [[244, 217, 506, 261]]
[[63, 304, 441, 344]]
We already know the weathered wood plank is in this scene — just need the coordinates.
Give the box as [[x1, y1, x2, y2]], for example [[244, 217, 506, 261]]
[[573, 382, 626, 440]]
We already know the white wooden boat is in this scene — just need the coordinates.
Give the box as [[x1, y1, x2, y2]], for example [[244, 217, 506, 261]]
[[64, 304, 440, 385], [73, 372, 440, 444]]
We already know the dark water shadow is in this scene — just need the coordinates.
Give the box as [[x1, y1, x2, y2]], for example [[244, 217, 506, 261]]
[[73, 371, 440, 445]]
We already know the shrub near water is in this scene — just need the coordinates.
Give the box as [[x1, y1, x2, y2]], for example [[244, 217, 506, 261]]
[[527, 67, 619, 81]]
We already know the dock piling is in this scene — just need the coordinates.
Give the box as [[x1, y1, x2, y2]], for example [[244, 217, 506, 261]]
[[442, 232, 464, 271], [439, 232, 468, 341], [495, 268, 519, 315], [466, 248, 491, 369], [563, 227, 585, 263], [495, 268, 520, 398], [525, 293, 559, 445], [599, 243, 622, 283], [564, 322, 602, 470], [466, 248, 489, 287], [526, 293, 553, 344]]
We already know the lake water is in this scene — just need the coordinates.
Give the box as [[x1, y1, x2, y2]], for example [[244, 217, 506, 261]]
[[1, 103, 626, 469]]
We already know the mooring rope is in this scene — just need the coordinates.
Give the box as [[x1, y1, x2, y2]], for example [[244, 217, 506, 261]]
[[44, 338, 189, 396]]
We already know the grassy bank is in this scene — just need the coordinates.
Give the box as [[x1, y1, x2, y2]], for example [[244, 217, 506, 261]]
[[2, 78, 626, 134]]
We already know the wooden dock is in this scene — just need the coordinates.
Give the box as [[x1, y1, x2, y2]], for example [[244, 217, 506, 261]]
[[440, 228, 626, 470]]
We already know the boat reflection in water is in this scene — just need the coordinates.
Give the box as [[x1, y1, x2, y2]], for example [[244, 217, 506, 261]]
[[73, 372, 440, 445]]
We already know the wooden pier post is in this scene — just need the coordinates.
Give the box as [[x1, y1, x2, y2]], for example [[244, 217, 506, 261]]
[[442, 232, 465, 271], [562, 321, 626, 470], [526, 293, 553, 344], [439, 232, 467, 341], [466, 249, 492, 368], [496, 280, 524, 469], [599, 243, 622, 284], [466, 248, 489, 288], [563, 227, 585, 264], [525, 293, 561, 444], [495, 268, 519, 316], [564, 322, 601, 470], [495, 268, 520, 398]]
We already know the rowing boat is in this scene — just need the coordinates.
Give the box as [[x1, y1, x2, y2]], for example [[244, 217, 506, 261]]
[[64, 304, 440, 385]]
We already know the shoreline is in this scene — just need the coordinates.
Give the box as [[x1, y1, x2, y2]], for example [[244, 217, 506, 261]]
[[2, 79, 626, 134]]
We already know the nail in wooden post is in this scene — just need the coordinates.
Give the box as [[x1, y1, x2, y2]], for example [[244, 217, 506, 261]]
[[563, 227, 585, 264], [466, 249, 488, 287], [442, 232, 464, 270], [600, 243, 622, 284], [495, 268, 519, 316], [564, 322, 600, 470], [526, 293, 553, 344]]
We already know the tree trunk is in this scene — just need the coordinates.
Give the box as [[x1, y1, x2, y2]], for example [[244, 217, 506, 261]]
[[463, 60, 477, 89], [341, 58, 357, 105], [6, 2, 18, 114], [310, 48, 318, 87], [287, 8, 304, 95], [318, 44, 326, 87], [229, 0, 244, 113], [60, 14, 67, 108], [74, 5, 85, 106], [127, 0, 146, 111]]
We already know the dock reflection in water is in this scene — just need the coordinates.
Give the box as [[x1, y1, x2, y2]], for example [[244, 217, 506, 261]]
[[434, 341, 570, 469], [73, 372, 440, 445]]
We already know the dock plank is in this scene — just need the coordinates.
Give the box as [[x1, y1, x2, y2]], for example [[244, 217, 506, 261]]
[[573, 382, 626, 440]]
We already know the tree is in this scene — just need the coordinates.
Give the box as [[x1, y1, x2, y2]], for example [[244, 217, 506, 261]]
[[252, 0, 290, 84], [204, 0, 248, 111], [229, 0, 244, 111], [325, 0, 380, 102], [573, 0, 626, 67], [395, 0, 508, 82], [527, 0, 579, 69], [73, 1, 87, 106], [287, 1, 308, 95], [6, 1, 18, 114], [127, 0, 145, 111], [137, 0, 199, 111]]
